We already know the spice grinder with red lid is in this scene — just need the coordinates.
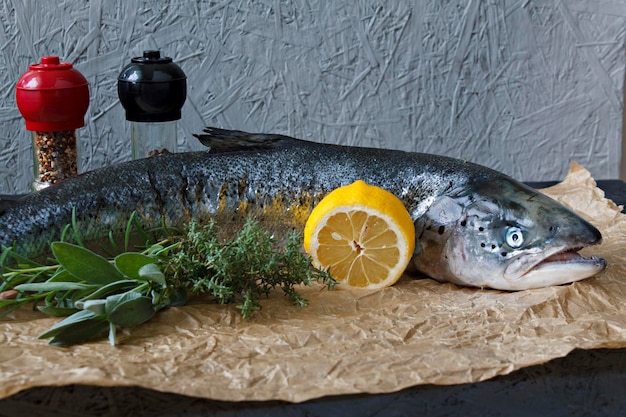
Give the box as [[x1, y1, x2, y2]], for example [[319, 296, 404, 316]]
[[16, 56, 89, 190]]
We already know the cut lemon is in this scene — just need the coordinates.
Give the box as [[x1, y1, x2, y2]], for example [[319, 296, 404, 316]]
[[303, 180, 415, 289]]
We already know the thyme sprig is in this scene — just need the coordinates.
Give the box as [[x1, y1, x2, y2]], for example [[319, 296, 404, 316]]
[[0, 214, 335, 346], [165, 219, 335, 318]]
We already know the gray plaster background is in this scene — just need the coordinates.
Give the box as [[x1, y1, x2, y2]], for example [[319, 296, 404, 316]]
[[0, 0, 624, 194]]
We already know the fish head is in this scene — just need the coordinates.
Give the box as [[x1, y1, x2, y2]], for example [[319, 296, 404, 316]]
[[412, 180, 606, 290]]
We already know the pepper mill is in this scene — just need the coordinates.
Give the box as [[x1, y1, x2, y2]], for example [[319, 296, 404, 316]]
[[117, 50, 187, 159], [16, 56, 89, 191]]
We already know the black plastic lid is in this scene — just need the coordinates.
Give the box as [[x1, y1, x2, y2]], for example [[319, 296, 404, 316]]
[[117, 50, 187, 122]]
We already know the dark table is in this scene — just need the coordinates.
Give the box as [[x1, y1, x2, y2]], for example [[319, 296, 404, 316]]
[[1, 180, 625, 417]]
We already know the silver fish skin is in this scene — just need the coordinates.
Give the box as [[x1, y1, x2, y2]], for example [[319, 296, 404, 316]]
[[0, 127, 606, 290]]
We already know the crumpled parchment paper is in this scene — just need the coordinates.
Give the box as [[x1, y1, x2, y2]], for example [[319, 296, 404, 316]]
[[1, 162, 625, 403]]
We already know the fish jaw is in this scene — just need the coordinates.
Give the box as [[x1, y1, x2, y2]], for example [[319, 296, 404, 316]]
[[501, 245, 607, 291]]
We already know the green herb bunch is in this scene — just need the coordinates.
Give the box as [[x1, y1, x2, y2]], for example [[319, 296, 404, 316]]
[[165, 220, 335, 318], [0, 213, 335, 346]]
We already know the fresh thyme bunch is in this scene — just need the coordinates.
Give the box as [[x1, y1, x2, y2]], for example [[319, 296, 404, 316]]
[[165, 219, 335, 318], [0, 213, 335, 346]]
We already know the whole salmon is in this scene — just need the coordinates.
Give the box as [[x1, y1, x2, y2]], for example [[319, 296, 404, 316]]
[[0, 128, 606, 290]]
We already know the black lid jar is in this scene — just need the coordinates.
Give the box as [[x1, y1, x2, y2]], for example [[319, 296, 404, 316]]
[[117, 50, 187, 122], [117, 51, 186, 159]]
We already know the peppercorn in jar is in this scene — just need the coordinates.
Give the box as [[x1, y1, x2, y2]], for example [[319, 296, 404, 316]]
[[16, 56, 89, 191], [32, 130, 79, 189]]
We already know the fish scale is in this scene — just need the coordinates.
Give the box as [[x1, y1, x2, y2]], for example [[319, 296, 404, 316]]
[[0, 127, 606, 290]]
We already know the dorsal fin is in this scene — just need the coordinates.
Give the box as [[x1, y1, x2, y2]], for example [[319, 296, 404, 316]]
[[193, 127, 295, 153]]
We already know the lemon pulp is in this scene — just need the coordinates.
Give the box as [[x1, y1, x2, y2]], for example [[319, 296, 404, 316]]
[[304, 180, 415, 289]]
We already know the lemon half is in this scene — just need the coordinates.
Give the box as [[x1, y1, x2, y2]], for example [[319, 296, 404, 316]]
[[303, 180, 415, 289]]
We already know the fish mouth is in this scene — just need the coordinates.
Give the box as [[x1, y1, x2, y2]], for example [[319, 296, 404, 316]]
[[503, 245, 607, 290]]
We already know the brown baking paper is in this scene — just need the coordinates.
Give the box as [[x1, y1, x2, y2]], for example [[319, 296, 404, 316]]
[[1, 162, 625, 403]]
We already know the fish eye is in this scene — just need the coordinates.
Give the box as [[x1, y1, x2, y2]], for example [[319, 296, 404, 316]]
[[505, 226, 524, 249]]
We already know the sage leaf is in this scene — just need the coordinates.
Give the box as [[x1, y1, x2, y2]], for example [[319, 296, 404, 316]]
[[114, 253, 156, 279], [37, 306, 80, 317], [47, 269, 81, 283], [15, 282, 98, 292], [48, 318, 110, 346], [51, 242, 124, 284], [137, 263, 166, 285], [77, 280, 138, 303], [108, 296, 155, 328], [38, 309, 102, 339], [105, 291, 141, 314]]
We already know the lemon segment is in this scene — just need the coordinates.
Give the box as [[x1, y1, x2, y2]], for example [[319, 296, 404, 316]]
[[303, 180, 415, 289]]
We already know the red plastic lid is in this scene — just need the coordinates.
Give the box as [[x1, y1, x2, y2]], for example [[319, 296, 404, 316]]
[[16, 56, 90, 131]]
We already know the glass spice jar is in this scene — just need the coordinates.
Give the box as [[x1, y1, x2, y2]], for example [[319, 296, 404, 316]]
[[16, 56, 89, 191], [32, 130, 79, 190], [117, 50, 187, 159]]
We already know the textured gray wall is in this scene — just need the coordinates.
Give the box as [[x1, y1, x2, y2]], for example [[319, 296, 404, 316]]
[[0, 0, 624, 194]]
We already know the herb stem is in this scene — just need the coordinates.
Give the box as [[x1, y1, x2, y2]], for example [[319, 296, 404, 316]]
[[2, 264, 60, 276]]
